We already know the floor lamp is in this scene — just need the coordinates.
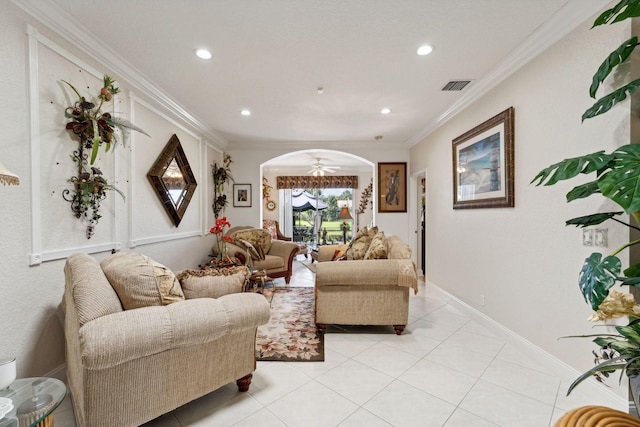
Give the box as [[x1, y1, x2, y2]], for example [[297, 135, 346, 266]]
[[337, 206, 353, 244]]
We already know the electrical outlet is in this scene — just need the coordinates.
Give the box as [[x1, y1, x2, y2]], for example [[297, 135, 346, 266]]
[[582, 229, 593, 246], [480, 294, 485, 307], [594, 229, 608, 247]]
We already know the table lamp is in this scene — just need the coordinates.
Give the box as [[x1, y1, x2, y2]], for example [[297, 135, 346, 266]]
[[337, 206, 353, 244]]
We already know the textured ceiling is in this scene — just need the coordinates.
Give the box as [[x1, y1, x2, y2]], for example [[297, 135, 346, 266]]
[[20, 0, 609, 170]]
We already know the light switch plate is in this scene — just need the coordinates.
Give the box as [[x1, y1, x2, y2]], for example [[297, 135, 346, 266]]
[[582, 229, 593, 246], [594, 229, 608, 247]]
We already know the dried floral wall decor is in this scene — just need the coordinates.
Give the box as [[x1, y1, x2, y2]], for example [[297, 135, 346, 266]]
[[356, 178, 373, 231], [62, 74, 149, 238], [212, 153, 233, 218]]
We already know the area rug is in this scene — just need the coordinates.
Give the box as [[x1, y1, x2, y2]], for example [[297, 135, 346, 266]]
[[256, 287, 324, 361], [297, 259, 316, 273]]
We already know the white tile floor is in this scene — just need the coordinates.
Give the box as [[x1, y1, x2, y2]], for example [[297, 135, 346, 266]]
[[51, 258, 624, 426]]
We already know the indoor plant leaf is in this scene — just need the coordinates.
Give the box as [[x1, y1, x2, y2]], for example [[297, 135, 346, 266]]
[[582, 78, 640, 120], [615, 325, 640, 345], [531, 151, 612, 186], [589, 37, 639, 98], [597, 144, 640, 213], [565, 212, 624, 227], [567, 356, 627, 395], [624, 263, 640, 278], [579, 253, 621, 310], [566, 182, 601, 202], [593, 0, 640, 27]]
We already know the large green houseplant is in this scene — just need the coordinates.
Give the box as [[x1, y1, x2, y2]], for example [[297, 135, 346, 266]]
[[532, 0, 640, 396]]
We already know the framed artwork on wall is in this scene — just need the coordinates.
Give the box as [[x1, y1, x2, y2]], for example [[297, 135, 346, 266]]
[[452, 107, 514, 209], [378, 162, 407, 213], [233, 184, 251, 207]]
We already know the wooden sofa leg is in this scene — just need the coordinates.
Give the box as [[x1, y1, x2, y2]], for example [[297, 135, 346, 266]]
[[316, 323, 327, 334], [236, 373, 253, 392], [285, 275, 291, 284], [393, 325, 405, 335]]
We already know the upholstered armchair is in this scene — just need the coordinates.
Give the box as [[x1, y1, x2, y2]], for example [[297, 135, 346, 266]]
[[62, 252, 270, 427], [223, 227, 299, 283]]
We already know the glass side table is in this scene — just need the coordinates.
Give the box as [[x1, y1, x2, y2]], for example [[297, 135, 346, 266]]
[[0, 377, 67, 427]]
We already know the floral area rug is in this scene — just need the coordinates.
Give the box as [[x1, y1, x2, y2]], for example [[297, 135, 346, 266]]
[[256, 287, 324, 362]]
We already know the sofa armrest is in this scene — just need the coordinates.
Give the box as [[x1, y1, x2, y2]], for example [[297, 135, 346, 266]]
[[79, 294, 270, 369], [268, 239, 299, 259]]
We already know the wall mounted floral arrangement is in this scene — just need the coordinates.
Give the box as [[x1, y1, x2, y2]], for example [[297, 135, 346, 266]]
[[62, 74, 149, 238], [356, 178, 373, 231], [212, 153, 233, 218]]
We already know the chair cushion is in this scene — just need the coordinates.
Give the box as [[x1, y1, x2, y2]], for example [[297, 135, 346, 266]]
[[364, 231, 388, 260], [234, 229, 273, 254], [101, 252, 185, 310], [176, 267, 249, 299], [251, 254, 284, 271]]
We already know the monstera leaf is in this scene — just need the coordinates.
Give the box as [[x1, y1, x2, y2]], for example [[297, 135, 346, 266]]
[[588, 37, 639, 98], [530, 151, 612, 187], [598, 145, 640, 213], [565, 212, 624, 228], [583, 79, 640, 120], [593, 0, 640, 27], [579, 253, 621, 310]]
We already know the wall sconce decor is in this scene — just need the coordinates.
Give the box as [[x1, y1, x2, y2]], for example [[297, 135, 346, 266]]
[[0, 161, 19, 186]]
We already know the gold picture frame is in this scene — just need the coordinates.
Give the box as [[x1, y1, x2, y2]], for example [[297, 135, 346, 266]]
[[452, 107, 514, 209], [378, 162, 407, 213]]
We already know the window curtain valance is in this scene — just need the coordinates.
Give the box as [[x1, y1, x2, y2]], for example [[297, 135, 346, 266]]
[[276, 176, 359, 189]]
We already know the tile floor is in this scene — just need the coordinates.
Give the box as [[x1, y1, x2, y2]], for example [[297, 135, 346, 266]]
[[51, 257, 625, 426]]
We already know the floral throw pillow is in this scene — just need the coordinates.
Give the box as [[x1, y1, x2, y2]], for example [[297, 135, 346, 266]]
[[364, 231, 387, 259]]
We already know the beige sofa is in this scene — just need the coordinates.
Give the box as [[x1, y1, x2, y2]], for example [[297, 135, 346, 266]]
[[221, 226, 299, 283], [315, 228, 418, 335], [62, 252, 271, 427]]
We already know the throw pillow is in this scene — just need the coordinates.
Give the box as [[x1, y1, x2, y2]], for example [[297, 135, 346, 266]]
[[346, 226, 375, 260], [364, 231, 388, 259], [234, 238, 262, 260], [234, 229, 272, 255], [262, 220, 278, 239], [331, 248, 346, 261], [176, 266, 250, 299], [101, 252, 185, 310]]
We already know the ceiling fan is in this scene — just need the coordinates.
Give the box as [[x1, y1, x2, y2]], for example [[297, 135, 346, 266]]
[[307, 158, 340, 176]]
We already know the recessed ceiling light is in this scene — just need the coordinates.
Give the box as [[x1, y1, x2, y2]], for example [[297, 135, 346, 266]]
[[380, 108, 392, 114], [417, 45, 433, 56], [240, 109, 251, 116], [195, 49, 212, 59]]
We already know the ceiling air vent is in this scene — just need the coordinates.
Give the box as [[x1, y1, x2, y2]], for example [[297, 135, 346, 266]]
[[441, 80, 471, 91]]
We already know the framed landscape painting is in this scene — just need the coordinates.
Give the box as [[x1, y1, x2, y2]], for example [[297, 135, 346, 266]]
[[452, 107, 514, 209], [233, 184, 251, 207], [378, 162, 407, 213]]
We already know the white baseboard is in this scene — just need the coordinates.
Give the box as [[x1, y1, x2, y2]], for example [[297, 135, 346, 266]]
[[426, 281, 628, 411]]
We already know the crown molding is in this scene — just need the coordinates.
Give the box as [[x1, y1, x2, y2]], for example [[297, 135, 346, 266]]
[[406, 0, 610, 147], [11, 0, 229, 150]]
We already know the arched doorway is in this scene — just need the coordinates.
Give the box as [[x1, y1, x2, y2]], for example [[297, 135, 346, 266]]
[[260, 149, 374, 241]]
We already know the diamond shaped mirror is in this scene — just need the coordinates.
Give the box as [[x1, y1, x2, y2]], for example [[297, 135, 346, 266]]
[[147, 134, 197, 226]]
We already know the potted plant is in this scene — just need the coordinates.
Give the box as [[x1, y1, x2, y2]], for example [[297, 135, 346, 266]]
[[531, 0, 640, 402]]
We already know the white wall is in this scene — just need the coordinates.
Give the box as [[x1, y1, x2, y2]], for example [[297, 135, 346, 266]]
[[0, 1, 223, 377], [410, 12, 631, 398]]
